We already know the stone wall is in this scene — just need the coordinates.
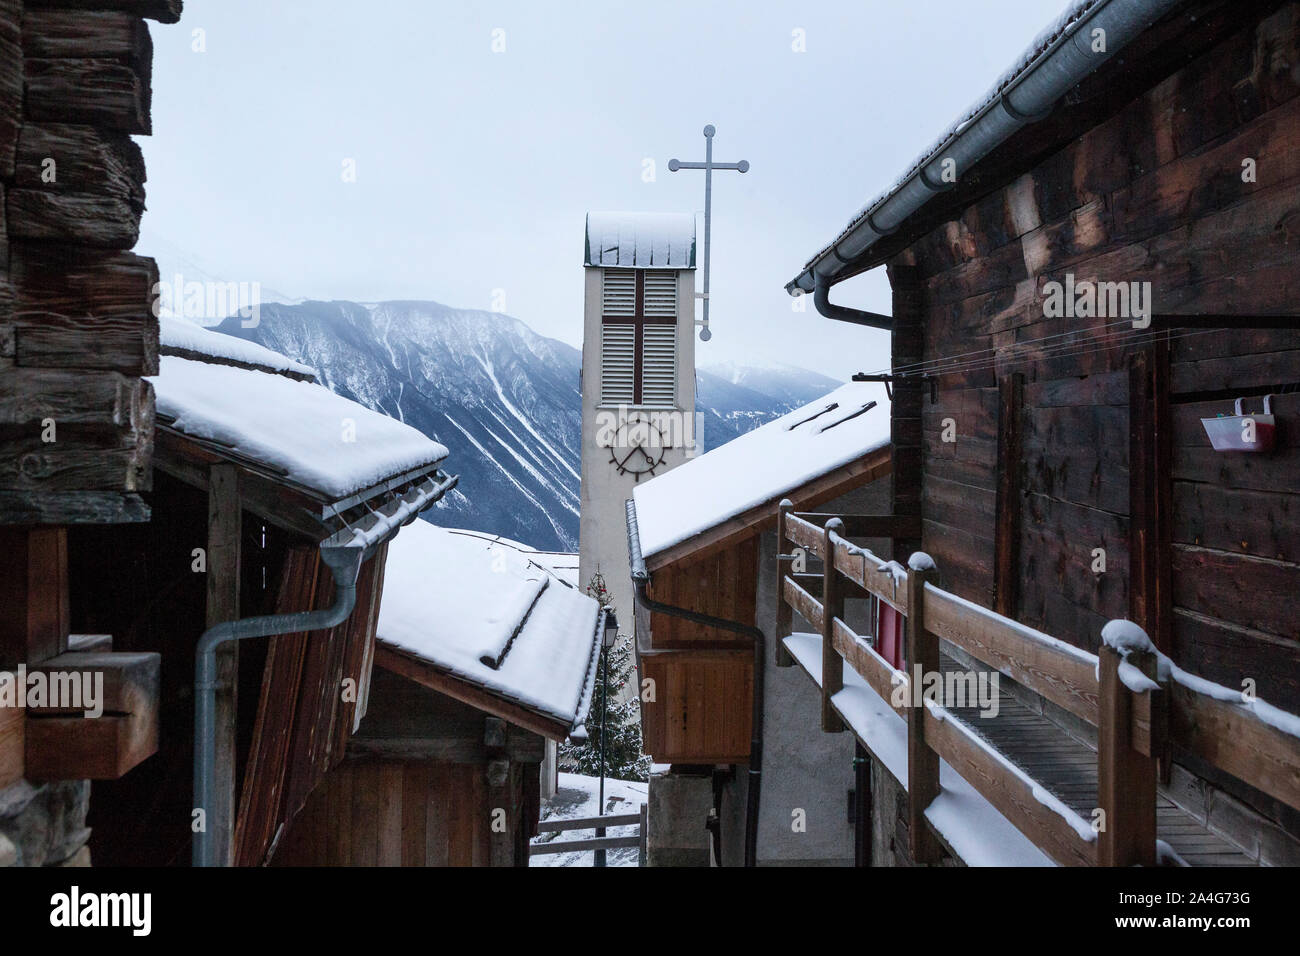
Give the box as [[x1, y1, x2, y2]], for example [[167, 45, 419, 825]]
[[0, 778, 91, 866]]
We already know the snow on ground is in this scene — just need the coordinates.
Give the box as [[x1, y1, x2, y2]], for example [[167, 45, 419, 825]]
[[530, 772, 648, 868]]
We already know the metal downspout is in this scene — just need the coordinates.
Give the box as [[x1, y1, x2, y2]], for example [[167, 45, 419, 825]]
[[192, 473, 456, 867], [626, 500, 766, 868], [812, 273, 893, 330]]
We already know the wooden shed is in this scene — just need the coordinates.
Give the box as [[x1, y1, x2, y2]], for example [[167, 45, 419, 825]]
[[784, 0, 1300, 865], [68, 318, 456, 866], [272, 520, 603, 867]]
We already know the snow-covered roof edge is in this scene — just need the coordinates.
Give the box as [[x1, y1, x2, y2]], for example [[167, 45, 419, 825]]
[[585, 211, 697, 269], [159, 316, 317, 380], [630, 382, 892, 561]]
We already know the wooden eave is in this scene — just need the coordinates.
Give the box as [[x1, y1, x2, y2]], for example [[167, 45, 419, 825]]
[[153, 425, 447, 541], [374, 642, 574, 743], [644, 442, 893, 573]]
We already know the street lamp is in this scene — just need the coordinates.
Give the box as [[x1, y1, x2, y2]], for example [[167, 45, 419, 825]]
[[596, 608, 618, 867]]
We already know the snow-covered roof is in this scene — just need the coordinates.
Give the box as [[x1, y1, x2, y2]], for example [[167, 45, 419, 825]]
[[631, 381, 891, 559], [444, 528, 580, 587], [159, 316, 317, 379], [151, 355, 449, 500], [585, 211, 696, 269], [377, 519, 602, 734]]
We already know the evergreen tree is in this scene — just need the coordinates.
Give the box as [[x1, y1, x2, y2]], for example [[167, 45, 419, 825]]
[[559, 575, 650, 782]]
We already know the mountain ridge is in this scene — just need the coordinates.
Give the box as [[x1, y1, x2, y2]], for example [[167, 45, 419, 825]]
[[212, 299, 841, 551]]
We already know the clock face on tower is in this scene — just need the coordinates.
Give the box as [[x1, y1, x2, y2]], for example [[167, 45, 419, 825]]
[[601, 412, 669, 480]]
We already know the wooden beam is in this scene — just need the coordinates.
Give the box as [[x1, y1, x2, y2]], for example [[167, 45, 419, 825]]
[[154, 430, 329, 540], [205, 463, 240, 867], [0, 367, 141, 426], [0, 527, 69, 667], [0, 427, 150, 493], [922, 587, 1100, 727], [0, 2, 21, 179], [831, 617, 907, 717], [820, 519, 845, 733], [9, 241, 159, 375], [25, 709, 155, 779], [484, 717, 515, 867], [889, 265, 924, 560], [0, 702, 22, 790], [905, 560, 943, 864], [994, 372, 1024, 618], [781, 574, 822, 633], [24, 650, 158, 715], [774, 500, 794, 667], [0, 490, 148, 524], [1169, 680, 1300, 814], [922, 705, 1097, 867], [25, 0, 182, 24], [1097, 643, 1158, 866], [1129, 340, 1173, 652], [21, 650, 159, 780]]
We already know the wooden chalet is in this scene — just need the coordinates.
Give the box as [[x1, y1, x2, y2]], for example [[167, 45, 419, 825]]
[[0, 0, 184, 867], [624, 384, 893, 865], [777, 0, 1300, 865], [65, 318, 457, 866], [273, 522, 604, 867]]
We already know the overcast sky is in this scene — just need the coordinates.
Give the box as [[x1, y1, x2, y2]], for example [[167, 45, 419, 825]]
[[141, 0, 1061, 381]]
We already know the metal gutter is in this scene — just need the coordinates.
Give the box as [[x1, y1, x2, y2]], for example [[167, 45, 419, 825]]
[[626, 499, 767, 868], [192, 472, 455, 867], [786, 0, 1184, 302]]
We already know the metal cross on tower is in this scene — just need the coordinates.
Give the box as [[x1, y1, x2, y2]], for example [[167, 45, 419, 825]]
[[669, 124, 749, 341]]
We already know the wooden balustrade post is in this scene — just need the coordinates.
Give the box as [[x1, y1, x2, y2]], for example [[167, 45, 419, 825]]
[[775, 499, 795, 667], [905, 554, 943, 864], [1097, 637, 1158, 867], [820, 518, 845, 733]]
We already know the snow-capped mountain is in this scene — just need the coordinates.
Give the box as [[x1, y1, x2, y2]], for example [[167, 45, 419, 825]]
[[211, 300, 841, 551]]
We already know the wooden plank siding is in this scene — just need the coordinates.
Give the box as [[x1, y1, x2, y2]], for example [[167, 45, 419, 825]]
[[271, 759, 506, 867], [640, 650, 753, 764], [639, 532, 762, 764], [233, 543, 386, 867], [888, 1, 1300, 704]]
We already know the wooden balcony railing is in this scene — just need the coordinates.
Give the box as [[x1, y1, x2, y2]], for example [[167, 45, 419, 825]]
[[775, 503, 1300, 867]]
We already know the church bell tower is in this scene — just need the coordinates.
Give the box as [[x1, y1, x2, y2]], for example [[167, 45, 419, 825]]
[[578, 211, 698, 631]]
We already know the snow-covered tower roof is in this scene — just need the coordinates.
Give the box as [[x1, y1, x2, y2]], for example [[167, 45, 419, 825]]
[[584, 211, 696, 268]]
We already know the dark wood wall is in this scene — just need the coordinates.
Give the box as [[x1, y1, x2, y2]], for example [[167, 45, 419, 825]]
[[0, 0, 182, 525], [892, 5, 1300, 703], [69, 469, 286, 865]]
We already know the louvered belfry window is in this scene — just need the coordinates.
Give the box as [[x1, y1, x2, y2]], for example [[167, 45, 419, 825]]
[[600, 269, 677, 406]]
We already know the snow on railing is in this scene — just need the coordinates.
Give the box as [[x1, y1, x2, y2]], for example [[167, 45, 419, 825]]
[[774, 506, 1300, 867]]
